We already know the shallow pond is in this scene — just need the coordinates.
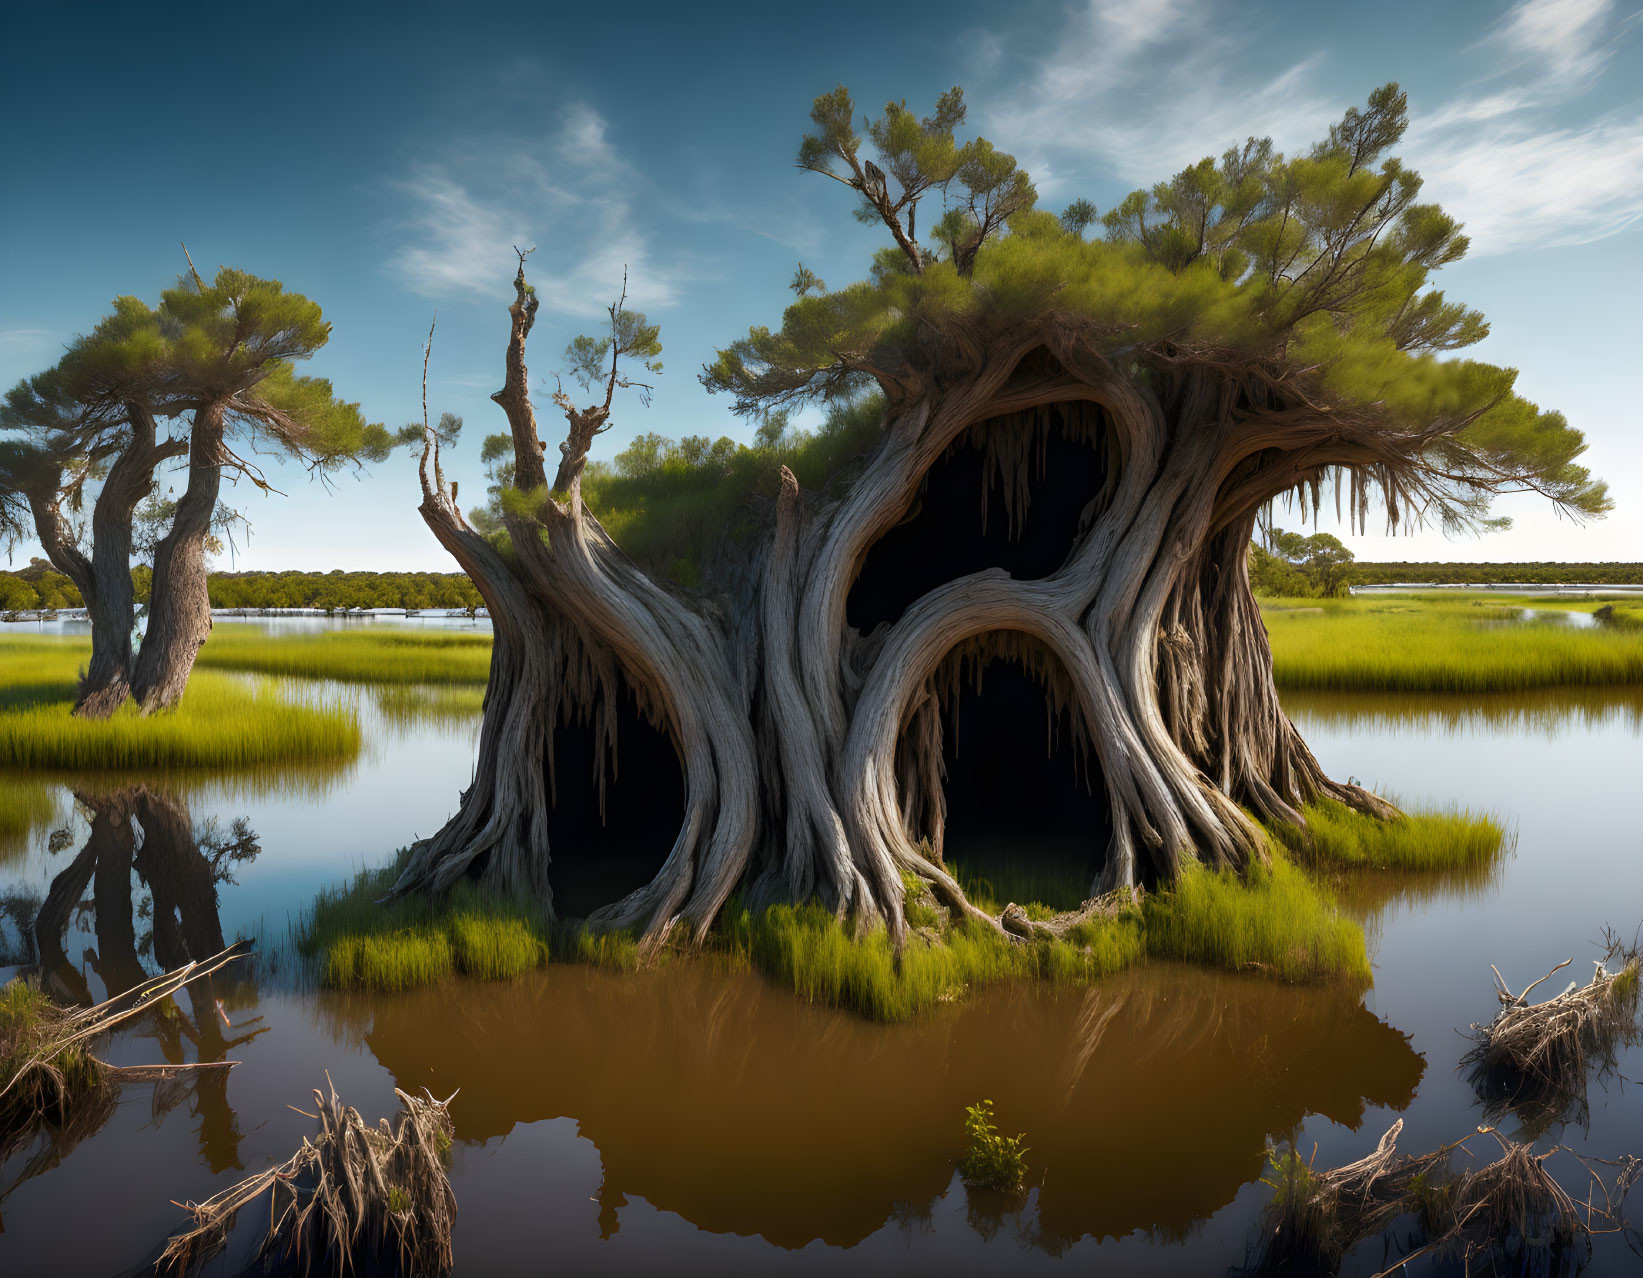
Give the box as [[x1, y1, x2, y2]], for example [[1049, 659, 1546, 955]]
[[2, 622, 1640, 1275]]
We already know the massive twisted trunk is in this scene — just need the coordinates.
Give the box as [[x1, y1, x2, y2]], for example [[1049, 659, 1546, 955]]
[[397, 275, 1392, 945], [132, 404, 225, 713]]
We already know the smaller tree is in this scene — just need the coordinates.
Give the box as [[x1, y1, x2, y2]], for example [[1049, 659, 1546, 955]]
[[1252, 527, 1357, 597], [1, 262, 395, 715], [550, 270, 662, 496], [469, 257, 661, 529]]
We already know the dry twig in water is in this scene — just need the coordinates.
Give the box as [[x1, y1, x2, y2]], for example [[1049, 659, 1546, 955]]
[[159, 1076, 458, 1277], [1463, 933, 1642, 1132], [1, 940, 250, 1164], [1252, 1121, 1640, 1276]]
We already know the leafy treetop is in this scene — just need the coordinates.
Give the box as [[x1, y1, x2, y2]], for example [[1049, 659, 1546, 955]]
[[1, 265, 392, 531], [704, 83, 1608, 532]]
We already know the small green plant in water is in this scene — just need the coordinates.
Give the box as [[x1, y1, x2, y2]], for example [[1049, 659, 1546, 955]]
[[958, 1099, 1028, 1194], [386, 1185, 412, 1215]]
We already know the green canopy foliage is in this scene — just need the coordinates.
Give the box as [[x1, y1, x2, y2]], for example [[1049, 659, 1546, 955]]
[[0, 264, 392, 557], [704, 83, 1609, 533], [1250, 528, 1355, 598]]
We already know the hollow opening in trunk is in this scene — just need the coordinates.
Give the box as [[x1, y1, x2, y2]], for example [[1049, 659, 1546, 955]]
[[545, 675, 686, 920], [847, 399, 1112, 632], [919, 638, 1111, 911]]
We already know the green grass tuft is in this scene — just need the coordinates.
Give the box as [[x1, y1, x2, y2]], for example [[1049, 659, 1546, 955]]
[[324, 931, 455, 993], [0, 637, 360, 771], [1274, 799, 1507, 873], [1594, 602, 1643, 631], [1141, 857, 1372, 985], [2, 976, 103, 1133], [565, 929, 643, 971], [1263, 594, 1643, 692], [302, 857, 553, 992], [448, 912, 547, 981]]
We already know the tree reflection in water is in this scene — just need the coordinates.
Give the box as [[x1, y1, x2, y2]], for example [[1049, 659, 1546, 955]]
[[10, 787, 266, 1191], [327, 961, 1425, 1252]]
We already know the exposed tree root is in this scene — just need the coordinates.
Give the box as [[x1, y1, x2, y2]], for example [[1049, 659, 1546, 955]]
[[1252, 1119, 1641, 1276], [1462, 935, 1643, 1133], [159, 1078, 458, 1277]]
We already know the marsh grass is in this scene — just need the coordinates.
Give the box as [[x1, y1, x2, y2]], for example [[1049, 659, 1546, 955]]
[[1263, 594, 1643, 692], [372, 683, 486, 730], [197, 625, 492, 685], [722, 851, 1364, 1020], [1275, 799, 1506, 873], [1142, 857, 1371, 984], [301, 859, 550, 993], [1594, 602, 1643, 630], [0, 637, 360, 771]]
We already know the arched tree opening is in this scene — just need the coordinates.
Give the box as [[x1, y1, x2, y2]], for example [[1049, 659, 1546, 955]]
[[847, 396, 1113, 631], [902, 635, 1112, 912], [544, 673, 688, 920], [396, 83, 1607, 949]]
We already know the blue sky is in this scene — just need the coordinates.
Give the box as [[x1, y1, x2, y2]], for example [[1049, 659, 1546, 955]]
[[2, 0, 1639, 570]]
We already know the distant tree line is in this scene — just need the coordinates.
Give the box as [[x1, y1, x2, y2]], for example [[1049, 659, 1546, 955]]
[[1, 561, 481, 614], [0, 557, 85, 611], [1344, 561, 1643, 586], [206, 570, 482, 613]]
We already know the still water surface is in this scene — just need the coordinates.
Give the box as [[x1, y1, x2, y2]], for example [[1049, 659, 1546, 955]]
[[1, 621, 1640, 1275]]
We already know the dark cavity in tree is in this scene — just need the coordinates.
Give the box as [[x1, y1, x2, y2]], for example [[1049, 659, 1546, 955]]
[[544, 676, 687, 920], [928, 652, 1112, 911], [847, 400, 1111, 632]]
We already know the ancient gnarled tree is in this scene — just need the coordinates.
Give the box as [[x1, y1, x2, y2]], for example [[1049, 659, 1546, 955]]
[[395, 84, 1607, 946]]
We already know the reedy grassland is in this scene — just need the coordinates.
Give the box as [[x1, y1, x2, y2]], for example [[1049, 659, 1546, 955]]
[[1262, 595, 1643, 692], [0, 636, 359, 770], [196, 625, 492, 685]]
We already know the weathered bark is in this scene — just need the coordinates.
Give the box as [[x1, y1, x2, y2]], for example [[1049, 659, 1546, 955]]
[[79, 408, 187, 717], [400, 278, 1395, 945], [18, 412, 187, 718], [132, 403, 225, 713]]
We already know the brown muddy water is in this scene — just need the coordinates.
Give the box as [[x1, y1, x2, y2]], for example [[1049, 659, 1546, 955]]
[[2, 622, 1641, 1275]]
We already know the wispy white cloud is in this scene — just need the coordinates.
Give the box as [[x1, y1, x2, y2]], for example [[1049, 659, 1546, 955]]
[[978, 0, 1643, 254], [983, 0, 1336, 193], [1410, 112, 1643, 254], [1408, 0, 1642, 255], [387, 103, 689, 316], [1487, 0, 1618, 81]]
